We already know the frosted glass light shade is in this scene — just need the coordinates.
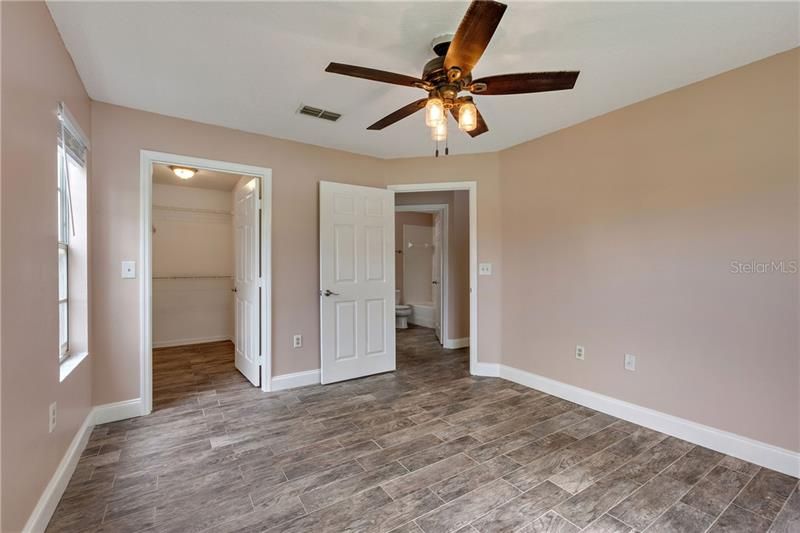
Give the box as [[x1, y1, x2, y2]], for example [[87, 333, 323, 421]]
[[170, 166, 196, 179], [425, 98, 445, 127], [458, 102, 478, 131], [431, 120, 447, 141]]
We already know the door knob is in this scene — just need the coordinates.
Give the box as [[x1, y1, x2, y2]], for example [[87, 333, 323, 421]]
[[432, 281, 439, 285], [321, 289, 340, 297], [232, 288, 238, 293]]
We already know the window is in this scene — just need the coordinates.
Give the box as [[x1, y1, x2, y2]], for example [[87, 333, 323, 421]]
[[58, 146, 70, 360], [57, 103, 88, 363]]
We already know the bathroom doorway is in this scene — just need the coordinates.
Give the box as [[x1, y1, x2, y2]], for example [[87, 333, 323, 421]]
[[395, 204, 448, 345], [393, 187, 472, 360]]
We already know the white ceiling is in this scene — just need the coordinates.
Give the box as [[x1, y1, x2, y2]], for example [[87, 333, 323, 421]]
[[152, 164, 241, 191], [48, 2, 798, 159]]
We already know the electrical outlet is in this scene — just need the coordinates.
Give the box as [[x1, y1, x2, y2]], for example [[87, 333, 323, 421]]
[[121, 261, 136, 279], [575, 345, 585, 360], [293, 334, 302, 348], [624, 353, 636, 371], [49, 402, 57, 433]]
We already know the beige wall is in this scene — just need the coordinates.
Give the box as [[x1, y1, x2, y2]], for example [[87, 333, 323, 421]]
[[90, 104, 506, 404], [396, 191, 472, 340], [395, 211, 433, 304], [91, 102, 384, 402], [1, 2, 93, 531], [499, 48, 799, 452], [401, 224, 434, 307], [152, 184, 234, 347]]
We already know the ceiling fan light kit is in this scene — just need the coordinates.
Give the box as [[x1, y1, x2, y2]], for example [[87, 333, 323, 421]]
[[325, 0, 580, 156]]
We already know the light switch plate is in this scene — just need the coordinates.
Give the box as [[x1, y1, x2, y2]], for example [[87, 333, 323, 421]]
[[479, 263, 492, 276], [121, 261, 136, 279]]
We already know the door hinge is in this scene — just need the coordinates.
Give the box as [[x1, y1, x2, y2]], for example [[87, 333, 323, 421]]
[[257, 355, 265, 365]]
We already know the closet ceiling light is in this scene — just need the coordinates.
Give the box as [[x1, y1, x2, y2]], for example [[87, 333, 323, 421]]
[[170, 166, 197, 179]]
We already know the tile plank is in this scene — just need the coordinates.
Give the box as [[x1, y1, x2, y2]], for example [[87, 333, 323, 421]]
[[734, 468, 798, 520], [383, 454, 477, 499], [300, 461, 408, 512], [608, 474, 690, 530], [417, 479, 521, 533], [471, 481, 570, 532]]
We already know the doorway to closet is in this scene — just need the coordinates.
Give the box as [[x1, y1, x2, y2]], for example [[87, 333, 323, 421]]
[[140, 151, 272, 415]]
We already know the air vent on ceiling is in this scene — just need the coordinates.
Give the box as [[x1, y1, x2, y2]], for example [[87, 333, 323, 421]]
[[298, 105, 341, 122]]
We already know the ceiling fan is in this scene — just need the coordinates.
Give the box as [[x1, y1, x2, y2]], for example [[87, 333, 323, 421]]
[[324, 0, 579, 147]]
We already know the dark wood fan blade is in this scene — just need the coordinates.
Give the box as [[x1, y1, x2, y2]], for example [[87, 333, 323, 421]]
[[449, 105, 489, 137], [368, 99, 428, 130], [471, 71, 579, 95], [325, 63, 423, 88], [444, 0, 507, 78]]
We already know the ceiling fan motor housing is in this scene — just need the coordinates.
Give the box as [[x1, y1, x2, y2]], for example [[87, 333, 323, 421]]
[[423, 55, 471, 108]]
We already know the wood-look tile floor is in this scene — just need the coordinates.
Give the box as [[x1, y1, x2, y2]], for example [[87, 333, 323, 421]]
[[49, 327, 799, 532]]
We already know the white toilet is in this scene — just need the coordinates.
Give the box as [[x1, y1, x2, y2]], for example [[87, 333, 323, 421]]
[[395, 290, 412, 329]]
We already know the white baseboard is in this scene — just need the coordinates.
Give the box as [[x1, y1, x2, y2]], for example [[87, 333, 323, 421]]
[[444, 337, 470, 349], [498, 364, 800, 478], [24, 397, 147, 531], [473, 362, 500, 377], [152, 335, 232, 349], [22, 410, 94, 533], [270, 369, 321, 391], [93, 398, 144, 425], [409, 317, 435, 328]]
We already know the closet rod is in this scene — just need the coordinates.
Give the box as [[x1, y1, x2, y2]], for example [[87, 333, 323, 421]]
[[153, 205, 232, 216]]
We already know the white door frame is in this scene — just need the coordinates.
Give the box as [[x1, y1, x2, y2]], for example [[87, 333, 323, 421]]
[[388, 182, 477, 376], [139, 150, 273, 415], [394, 204, 449, 345]]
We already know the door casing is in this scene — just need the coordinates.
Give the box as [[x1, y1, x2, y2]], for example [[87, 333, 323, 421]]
[[139, 150, 273, 415]]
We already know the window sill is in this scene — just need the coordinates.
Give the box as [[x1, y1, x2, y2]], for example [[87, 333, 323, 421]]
[[59, 351, 89, 382]]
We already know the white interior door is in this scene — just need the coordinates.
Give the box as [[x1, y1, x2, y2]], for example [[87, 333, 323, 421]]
[[319, 181, 395, 384], [233, 177, 261, 386], [432, 212, 443, 343]]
